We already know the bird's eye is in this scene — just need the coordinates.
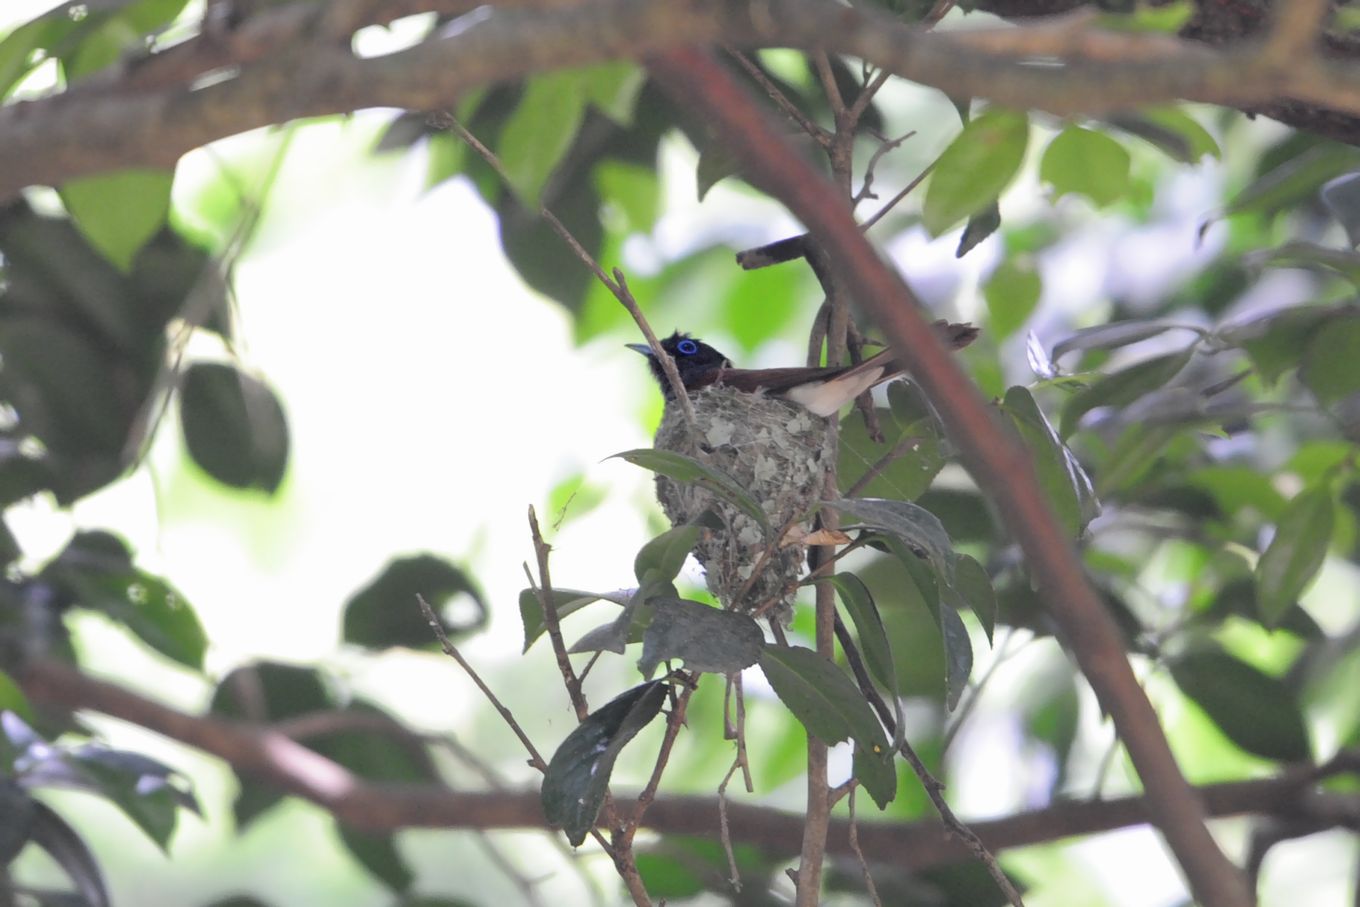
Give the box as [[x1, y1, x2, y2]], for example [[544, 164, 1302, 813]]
[[676, 339, 698, 355]]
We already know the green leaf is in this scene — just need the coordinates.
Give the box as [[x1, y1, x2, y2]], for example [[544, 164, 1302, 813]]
[[696, 139, 742, 201], [0, 672, 33, 723], [611, 448, 770, 530], [637, 597, 763, 678], [0, 781, 35, 866], [65, 746, 193, 852], [497, 73, 587, 205], [923, 108, 1029, 235], [541, 681, 668, 846], [1222, 144, 1360, 219], [519, 587, 633, 653], [1300, 313, 1360, 404], [820, 574, 898, 699], [595, 160, 660, 234], [1051, 320, 1195, 362], [343, 555, 487, 649], [1060, 348, 1196, 437], [179, 362, 290, 493], [60, 169, 173, 273], [29, 800, 110, 907], [937, 600, 973, 711], [1255, 486, 1334, 627], [955, 202, 1001, 258], [1040, 126, 1130, 208], [1249, 241, 1360, 285], [952, 554, 996, 644], [578, 61, 646, 125], [1215, 302, 1355, 384], [824, 497, 956, 578], [1106, 106, 1219, 163], [983, 257, 1041, 339], [634, 523, 701, 586], [1000, 387, 1100, 537], [1096, 1, 1193, 31], [339, 827, 413, 894], [837, 405, 946, 501], [1170, 649, 1311, 761]]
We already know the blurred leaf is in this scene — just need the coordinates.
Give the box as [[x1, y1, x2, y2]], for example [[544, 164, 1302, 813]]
[[1170, 649, 1311, 761], [497, 72, 587, 205], [0, 779, 35, 866], [1215, 302, 1355, 384], [1026, 330, 1058, 380], [636, 836, 773, 900], [634, 523, 701, 587], [1096, 1, 1192, 31], [0, 673, 34, 724], [1300, 312, 1360, 404], [637, 597, 762, 677], [1221, 144, 1360, 219], [29, 800, 109, 907], [63, 746, 190, 852], [519, 587, 633, 653], [59, 170, 173, 273], [1000, 387, 1100, 537], [1321, 171, 1360, 247], [43, 531, 206, 670], [541, 681, 667, 846], [923, 108, 1029, 235], [612, 448, 770, 530], [594, 160, 660, 234], [1249, 241, 1360, 284], [983, 257, 1040, 339], [339, 827, 413, 894], [759, 645, 894, 805], [1201, 578, 1323, 638], [1051, 320, 1196, 362], [1106, 106, 1219, 163], [696, 139, 742, 201], [578, 61, 646, 126], [343, 555, 486, 649], [1255, 486, 1334, 627], [179, 362, 289, 493], [956, 202, 1001, 258], [1060, 348, 1195, 437], [937, 600, 973, 711], [1040, 126, 1130, 207]]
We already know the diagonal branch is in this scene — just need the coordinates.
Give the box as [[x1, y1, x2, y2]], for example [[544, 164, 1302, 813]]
[[644, 46, 1254, 907]]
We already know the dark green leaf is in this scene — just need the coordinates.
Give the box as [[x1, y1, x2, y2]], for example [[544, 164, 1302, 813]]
[[1040, 126, 1130, 207], [852, 740, 897, 810], [1300, 313, 1360, 404], [923, 109, 1029, 235], [612, 448, 770, 531], [339, 827, 413, 893], [952, 555, 996, 644], [1255, 486, 1334, 627], [938, 601, 972, 711], [541, 681, 667, 846], [824, 497, 955, 578], [179, 362, 288, 493], [956, 202, 1001, 258], [637, 597, 762, 678], [758, 645, 888, 754], [983, 258, 1040, 339], [1060, 348, 1196, 437], [519, 587, 633, 653], [343, 555, 486, 649], [1170, 649, 1311, 761], [696, 139, 742, 201], [1215, 302, 1355, 384], [0, 780, 35, 866], [838, 405, 945, 501], [819, 574, 898, 700], [59, 169, 173, 273], [29, 800, 109, 907], [1000, 387, 1100, 537], [64, 747, 188, 852]]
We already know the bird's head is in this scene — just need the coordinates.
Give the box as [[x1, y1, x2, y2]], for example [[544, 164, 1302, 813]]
[[627, 332, 730, 395]]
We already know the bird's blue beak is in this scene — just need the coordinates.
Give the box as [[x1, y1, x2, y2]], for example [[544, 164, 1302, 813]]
[[626, 342, 655, 357]]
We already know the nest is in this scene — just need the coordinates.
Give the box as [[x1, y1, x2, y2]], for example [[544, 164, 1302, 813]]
[[653, 386, 834, 618]]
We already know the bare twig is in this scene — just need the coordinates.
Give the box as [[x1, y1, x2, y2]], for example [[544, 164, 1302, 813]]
[[727, 48, 831, 146], [620, 679, 696, 846], [860, 161, 935, 231], [416, 593, 549, 772], [524, 509, 588, 721], [812, 50, 847, 116], [853, 129, 916, 206], [847, 788, 884, 907]]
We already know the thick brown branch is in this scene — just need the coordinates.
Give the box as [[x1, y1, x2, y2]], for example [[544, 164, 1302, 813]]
[[6, 0, 1360, 199], [15, 658, 1348, 865], [645, 47, 1254, 907]]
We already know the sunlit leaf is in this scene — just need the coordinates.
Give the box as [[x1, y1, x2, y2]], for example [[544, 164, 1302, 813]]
[[1040, 126, 1130, 208], [1321, 171, 1360, 247], [1106, 106, 1219, 163], [497, 72, 587, 205], [923, 109, 1029, 235], [983, 258, 1040, 339], [1051, 321, 1199, 361], [60, 169, 173, 273], [825, 497, 955, 577]]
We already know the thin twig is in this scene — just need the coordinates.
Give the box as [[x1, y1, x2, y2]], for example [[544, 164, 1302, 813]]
[[860, 161, 935, 231], [812, 50, 847, 116], [854, 129, 916, 206], [847, 787, 884, 907], [727, 48, 831, 146], [717, 755, 747, 892], [845, 433, 928, 497], [524, 509, 589, 721], [416, 594, 548, 773]]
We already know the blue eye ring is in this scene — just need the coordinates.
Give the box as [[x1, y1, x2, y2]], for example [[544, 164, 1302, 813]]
[[676, 339, 699, 355]]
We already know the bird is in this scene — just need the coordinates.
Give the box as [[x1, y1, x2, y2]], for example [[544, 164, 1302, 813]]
[[630, 323, 977, 618]]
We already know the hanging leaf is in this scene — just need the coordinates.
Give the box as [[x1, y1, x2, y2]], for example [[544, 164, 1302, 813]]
[[1255, 486, 1335, 627], [541, 681, 668, 846], [612, 448, 770, 531], [823, 498, 955, 578], [636, 597, 763, 678], [1170, 649, 1311, 762], [952, 555, 997, 644], [999, 388, 1100, 537], [519, 587, 634, 653], [179, 362, 289, 493], [1060, 348, 1196, 437], [59, 169, 173, 273], [343, 555, 487, 649], [29, 800, 110, 907], [497, 72, 587, 205], [1299, 313, 1360, 404], [923, 109, 1029, 235], [983, 258, 1040, 339], [956, 202, 1001, 258], [1039, 126, 1131, 208]]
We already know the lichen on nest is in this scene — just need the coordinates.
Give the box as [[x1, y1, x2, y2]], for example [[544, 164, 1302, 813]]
[[653, 385, 834, 617]]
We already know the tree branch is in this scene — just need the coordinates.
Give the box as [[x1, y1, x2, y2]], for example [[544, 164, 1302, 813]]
[[15, 657, 1351, 867], [7, 0, 1360, 200], [644, 46, 1254, 907]]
